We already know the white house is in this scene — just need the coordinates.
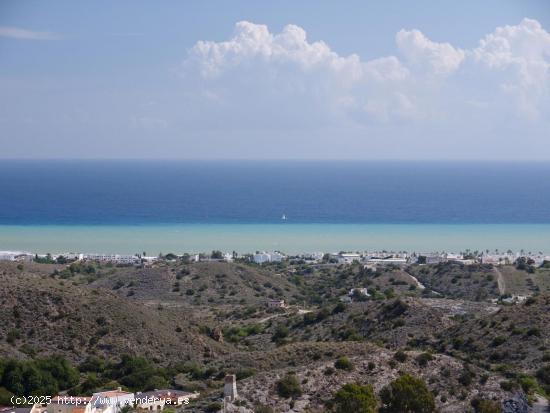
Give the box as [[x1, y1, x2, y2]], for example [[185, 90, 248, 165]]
[[90, 388, 135, 413], [266, 299, 285, 309], [348, 288, 370, 298], [337, 253, 361, 264]]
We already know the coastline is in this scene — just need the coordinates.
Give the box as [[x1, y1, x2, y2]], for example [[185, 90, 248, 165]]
[[2, 223, 550, 255]]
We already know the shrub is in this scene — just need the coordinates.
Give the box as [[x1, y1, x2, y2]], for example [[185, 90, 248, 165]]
[[394, 350, 408, 363], [499, 380, 515, 391], [471, 398, 501, 413], [272, 325, 289, 343], [6, 329, 20, 345], [334, 357, 353, 371], [276, 374, 302, 398], [416, 352, 433, 367], [367, 361, 376, 371], [379, 374, 435, 413], [205, 402, 222, 412], [491, 336, 506, 347], [519, 376, 537, 394], [536, 364, 550, 385], [254, 405, 274, 413], [458, 369, 475, 387], [333, 383, 377, 413]]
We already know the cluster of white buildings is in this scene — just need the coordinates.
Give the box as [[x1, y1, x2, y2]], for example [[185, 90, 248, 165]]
[[3, 388, 200, 413], [0, 251, 34, 262], [2, 248, 550, 269], [252, 251, 285, 264]]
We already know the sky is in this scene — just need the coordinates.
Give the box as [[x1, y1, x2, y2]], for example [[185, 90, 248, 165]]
[[1, 0, 550, 160]]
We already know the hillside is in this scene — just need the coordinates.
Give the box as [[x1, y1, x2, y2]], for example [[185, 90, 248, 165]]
[[0, 260, 548, 412], [87, 261, 301, 307], [407, 262, 500, 300], [441, 295, 550, 371], [0, 262, 229, 364]]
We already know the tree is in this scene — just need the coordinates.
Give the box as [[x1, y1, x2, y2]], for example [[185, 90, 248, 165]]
[[332, 383, 377, 413], [379, 374, 435, 413], [271, 325, 289, 343]]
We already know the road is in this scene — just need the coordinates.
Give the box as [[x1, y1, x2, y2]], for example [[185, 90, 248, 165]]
[[494, 267, 506, 295]]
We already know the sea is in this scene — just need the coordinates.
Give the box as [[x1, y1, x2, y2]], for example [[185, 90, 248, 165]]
[[2, 160, 550, 254]]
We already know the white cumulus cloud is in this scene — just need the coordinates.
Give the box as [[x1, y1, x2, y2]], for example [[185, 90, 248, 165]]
[[182, 19, 550, 130], [0, 26, 59, 40]]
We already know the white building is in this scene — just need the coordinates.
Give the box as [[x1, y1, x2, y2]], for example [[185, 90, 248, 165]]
[[336, 253, 361, 264], [349, 288, 370, 298], [0, 251, 34, 262], [423, 254, 445, 264], [90, 389, 134, 413], [266, 299, 285, 309], [84, 254, 139, 265], [52, 253, 84, 262], [252, 252, 285, 264], [364, 257, 407, 267], [0, 251, 16, 261], [302, 252, 325, 262]]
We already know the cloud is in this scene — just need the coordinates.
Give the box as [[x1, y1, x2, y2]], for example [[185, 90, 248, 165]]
[[0, 26, 59, 40], [395, 29, 465, 75], [181, 19, 550, 131]]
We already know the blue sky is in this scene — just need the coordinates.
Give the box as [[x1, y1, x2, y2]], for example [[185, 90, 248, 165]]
[[1, 0, 550, 159]]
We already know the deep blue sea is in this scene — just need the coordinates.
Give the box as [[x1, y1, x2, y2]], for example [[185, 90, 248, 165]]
[[2, 160, 550, 225]]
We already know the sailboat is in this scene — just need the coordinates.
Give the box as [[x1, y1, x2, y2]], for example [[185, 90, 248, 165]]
[[281, 214, 287, 221]]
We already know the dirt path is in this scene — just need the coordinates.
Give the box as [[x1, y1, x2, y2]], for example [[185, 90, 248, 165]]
[[532, 395, 549, 413], [493, 267, 506, 295], [259, 308, 312, 323]]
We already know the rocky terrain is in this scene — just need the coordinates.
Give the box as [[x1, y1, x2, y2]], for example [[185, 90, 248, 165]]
[[0, 259, 548, 412]]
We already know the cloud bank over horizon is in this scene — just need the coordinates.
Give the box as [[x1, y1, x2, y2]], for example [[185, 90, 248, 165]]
[[183, 18, 550, 129], [1, 17, 550, 159]]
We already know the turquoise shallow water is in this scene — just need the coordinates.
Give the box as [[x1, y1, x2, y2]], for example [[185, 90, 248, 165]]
[[1, 224, 550, 255]]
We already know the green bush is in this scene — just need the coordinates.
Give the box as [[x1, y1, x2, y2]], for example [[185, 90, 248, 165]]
[[416, 352, 433, 367], [379, 374, 435, 413], [334, 357, 353, 371], [272, 325, 289, 343], [518, 376, 537, 394], [276, 374, 302, 398], [0, 356, 79, 399], [471, 398, 501, 413], [333, 383, 377, 413]]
